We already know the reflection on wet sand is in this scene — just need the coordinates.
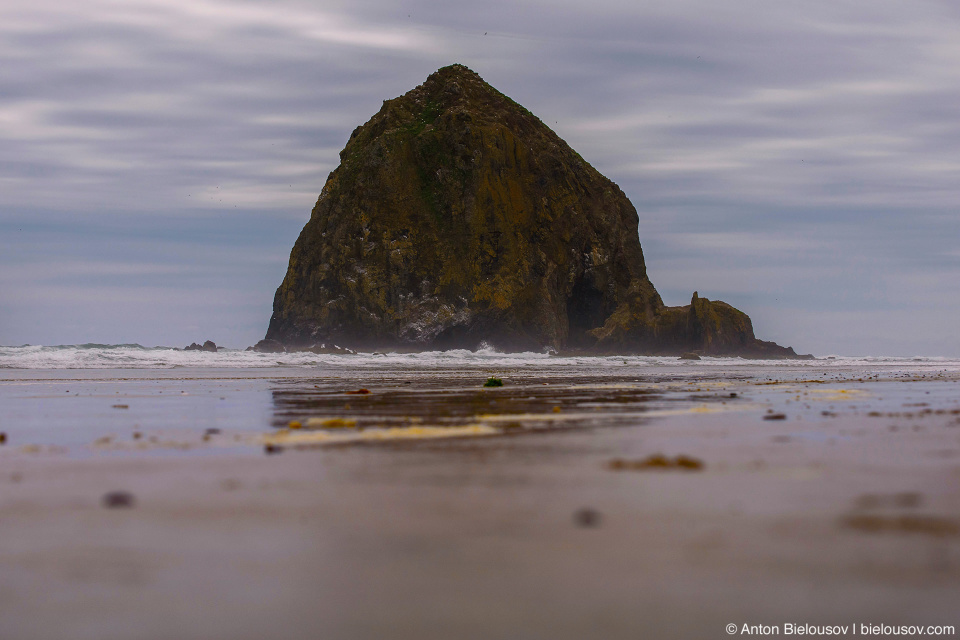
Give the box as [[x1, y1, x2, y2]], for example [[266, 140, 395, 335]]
[[268, 374, 669, 436]]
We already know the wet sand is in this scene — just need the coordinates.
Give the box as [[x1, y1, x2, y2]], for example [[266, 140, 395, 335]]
[[1, 363, 959, 639]]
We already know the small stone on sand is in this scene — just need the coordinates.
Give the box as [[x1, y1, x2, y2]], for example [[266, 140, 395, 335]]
[[102, 491, 135, 509], [574, 508, 602, 528], [607, 454, 705, 471]]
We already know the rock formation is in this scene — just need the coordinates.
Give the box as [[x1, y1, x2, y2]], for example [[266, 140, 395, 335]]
[[184, 340, 218, 352], [261, 64, 805, 358]]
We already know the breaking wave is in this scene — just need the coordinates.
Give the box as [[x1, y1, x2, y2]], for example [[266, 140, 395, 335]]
[[0, 343, 958, 370]]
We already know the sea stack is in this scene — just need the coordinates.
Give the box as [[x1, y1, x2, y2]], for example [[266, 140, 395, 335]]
[[261, 64, 803, 357]]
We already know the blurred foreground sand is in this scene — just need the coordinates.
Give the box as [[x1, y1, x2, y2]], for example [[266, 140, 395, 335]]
[[1, 366, 958, 639]]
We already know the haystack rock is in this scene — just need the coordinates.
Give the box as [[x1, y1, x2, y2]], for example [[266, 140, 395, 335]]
[[260, 64, 805, 358]]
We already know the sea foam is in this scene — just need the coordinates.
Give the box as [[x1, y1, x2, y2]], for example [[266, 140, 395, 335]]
[[0, 344, 957, 371]]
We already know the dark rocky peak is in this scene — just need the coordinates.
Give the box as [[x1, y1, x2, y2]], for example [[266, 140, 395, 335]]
[[260, 65, 808, 358]]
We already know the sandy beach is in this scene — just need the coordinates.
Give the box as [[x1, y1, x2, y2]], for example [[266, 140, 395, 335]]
[[1, 357, 959, 639]]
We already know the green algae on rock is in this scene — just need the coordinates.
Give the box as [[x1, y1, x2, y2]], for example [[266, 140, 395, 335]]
[[261, 64, 805, 358]]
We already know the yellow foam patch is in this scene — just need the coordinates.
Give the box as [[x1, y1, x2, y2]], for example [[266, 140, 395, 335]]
[[809, 389, 869, 401], [360, 424, 496, 440], [261, 423, 498, 447], [305, 417, 357, 429], [690, 405, 716, 413], [475, 412, 580, 422], [566, 384, 644, 390], [643, 403, 763, 418]]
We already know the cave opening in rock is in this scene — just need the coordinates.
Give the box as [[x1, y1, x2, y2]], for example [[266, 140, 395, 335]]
[[567, 276, 608, 347]]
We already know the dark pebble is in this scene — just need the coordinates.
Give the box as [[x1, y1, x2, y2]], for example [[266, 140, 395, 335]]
[[264, 444, 284, 455], [574, 508, 602, 528], [102, 491, 135, 508], [0, 432, 6, 444], [763, 413, 787, 420]]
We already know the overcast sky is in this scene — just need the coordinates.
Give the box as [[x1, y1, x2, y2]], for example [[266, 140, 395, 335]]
[[1, 0, 958, 355]]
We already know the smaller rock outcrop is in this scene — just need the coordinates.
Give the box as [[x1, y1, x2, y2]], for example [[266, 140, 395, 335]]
[[589, 292, 809, 358], [184, 340, 218, 352], [251, 339, 285, 353]]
